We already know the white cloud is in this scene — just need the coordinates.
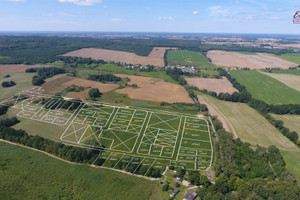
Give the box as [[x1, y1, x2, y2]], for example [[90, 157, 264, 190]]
[[7, 0, 26, 2], [57, 0, 102, 6], [158, 16, 174, 21], [193, 11, 199, 15], [245, 16, 255, 20], [209, 5, 229, 17]]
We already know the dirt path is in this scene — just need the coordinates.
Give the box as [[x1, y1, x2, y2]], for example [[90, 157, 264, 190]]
[[0, 139, 159, 181], [197, 95, 238, 138]]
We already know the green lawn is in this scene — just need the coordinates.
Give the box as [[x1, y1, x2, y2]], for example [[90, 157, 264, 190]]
[[0, 72, 35, 99], [275, 53, 300, 64], [0, 142, 163, 200], [230, 70, 300, 104], [271, 114, 300, 134], [167, 50, 215, 69], [199, 94, 300, 182]]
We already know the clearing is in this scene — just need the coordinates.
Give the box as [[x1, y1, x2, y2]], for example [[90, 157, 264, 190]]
[[229, 70, 300, 105], [185, 77, 238, 94], [116, 74, 194, 103], [198, 94, 300, 182], [0, 142, 162, 200], [0, 64, 52, 74], [62, 47, 177, 67], [166, 50, 215, 69], [261, 72, 300, 92], [207, 50, 298, 69]]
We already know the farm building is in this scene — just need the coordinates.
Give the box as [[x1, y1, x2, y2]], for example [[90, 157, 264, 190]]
[[170, 188, 180, 197], [183, 191, 198, 200]]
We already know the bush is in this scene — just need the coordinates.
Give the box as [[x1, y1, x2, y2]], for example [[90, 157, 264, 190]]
[[88, 88, 101, 98], [32, 75, 45, 86], [2, 81, 16, 87], [4, 74, 10, 78]]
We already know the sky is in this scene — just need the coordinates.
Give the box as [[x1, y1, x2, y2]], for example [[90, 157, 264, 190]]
[[0, 0, 300, 34]]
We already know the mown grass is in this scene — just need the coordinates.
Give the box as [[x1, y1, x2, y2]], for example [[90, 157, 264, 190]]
[[0, 142, 163, 200], [230, 70, 300, 104], [167, 50, 215, 69], [0, 72, 35, 99], [261, 72, 300, 92], [271, 114, 300, 134], [199, 94, 300, 182], [275, 53, 300, 64]]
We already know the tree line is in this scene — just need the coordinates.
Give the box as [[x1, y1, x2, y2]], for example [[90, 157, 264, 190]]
[[87, 74, 121, 83], [26, 67, 65, 86]]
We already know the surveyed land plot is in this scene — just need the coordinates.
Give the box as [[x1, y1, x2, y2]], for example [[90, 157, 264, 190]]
[[1, 87, 213, 174]]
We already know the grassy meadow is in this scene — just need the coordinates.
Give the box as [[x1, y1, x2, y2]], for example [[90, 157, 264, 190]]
[[229, 70, 300, 104], [270, 69, 300, 76], [199, 94, 300, 182], [0, 142, 163, 200], [262, 72, 300, 92], [0, 72, 35, 99], [166, 50, 215, 69]]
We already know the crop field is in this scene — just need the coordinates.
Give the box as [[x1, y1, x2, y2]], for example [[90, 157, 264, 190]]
[[0, 142, 163, 200], [1, 87, 212, 175], [62, 47, 177, 67], [198, 94, 300, 182], [207, 50, 298, 69], [271, 114, 300, 134], [275, 53, 300, 64], [166, 50, 215, 69], [229, 70, 300, 104], [115, 74, 194, 103], [185, 77, 238, 94], [0, 64, 53, 74], [261, 72, 300, 92]]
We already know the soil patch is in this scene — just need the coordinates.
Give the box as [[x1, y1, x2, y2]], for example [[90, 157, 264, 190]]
[[0, 64, 53, 75]]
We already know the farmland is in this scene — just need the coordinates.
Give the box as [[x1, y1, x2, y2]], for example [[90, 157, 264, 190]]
[[166, 50, 215, 69], [185, 77, 238, 94], [0, 89, 212, 174], [0, 142, 163, 200], [262, 72, 300, 92], [207, 50, 298, 69], [115, 74, 194, 103], [0, 64, 52, 74], [275, 53, 300, 64], [197, 94, 300, 182], [229, 70, 300, 104], [62, 47, 177, 67], [269, 69, 300, 76], [271, 114, 300, 134], [0, 72, 35, 99]]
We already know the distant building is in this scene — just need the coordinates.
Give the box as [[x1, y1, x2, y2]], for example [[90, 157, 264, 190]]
[[170, 188, 180, 197], [175, 177, 183, 182], [183, 191, 198, 200]]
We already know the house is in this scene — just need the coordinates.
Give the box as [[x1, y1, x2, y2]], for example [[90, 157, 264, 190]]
[[183, 191, 198, 200], [175, 177, 183, 182], [170, 188, 180, 197]]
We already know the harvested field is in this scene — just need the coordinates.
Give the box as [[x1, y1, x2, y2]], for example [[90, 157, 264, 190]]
[[0, 64, 52, 74], [42, 76, 118, 98], [63, 78, 119, 99], [261, 72, 300, 92], [207, 50, 298, 69], [115, 74, 193, 103], [62, 47, 177, 67], [185, 77, 238, 94]]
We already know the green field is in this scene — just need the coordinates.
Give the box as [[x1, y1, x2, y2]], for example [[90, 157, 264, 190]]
[[0, 142, 163, 200], [275, 53, 300, 64], [0, 72, 35, 99], [270, 69, 300, 76], [271, 114, 300, 134], [230, 70, 300, 104], [199, 94, 300, 182], [166, 50, 215, 69]]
